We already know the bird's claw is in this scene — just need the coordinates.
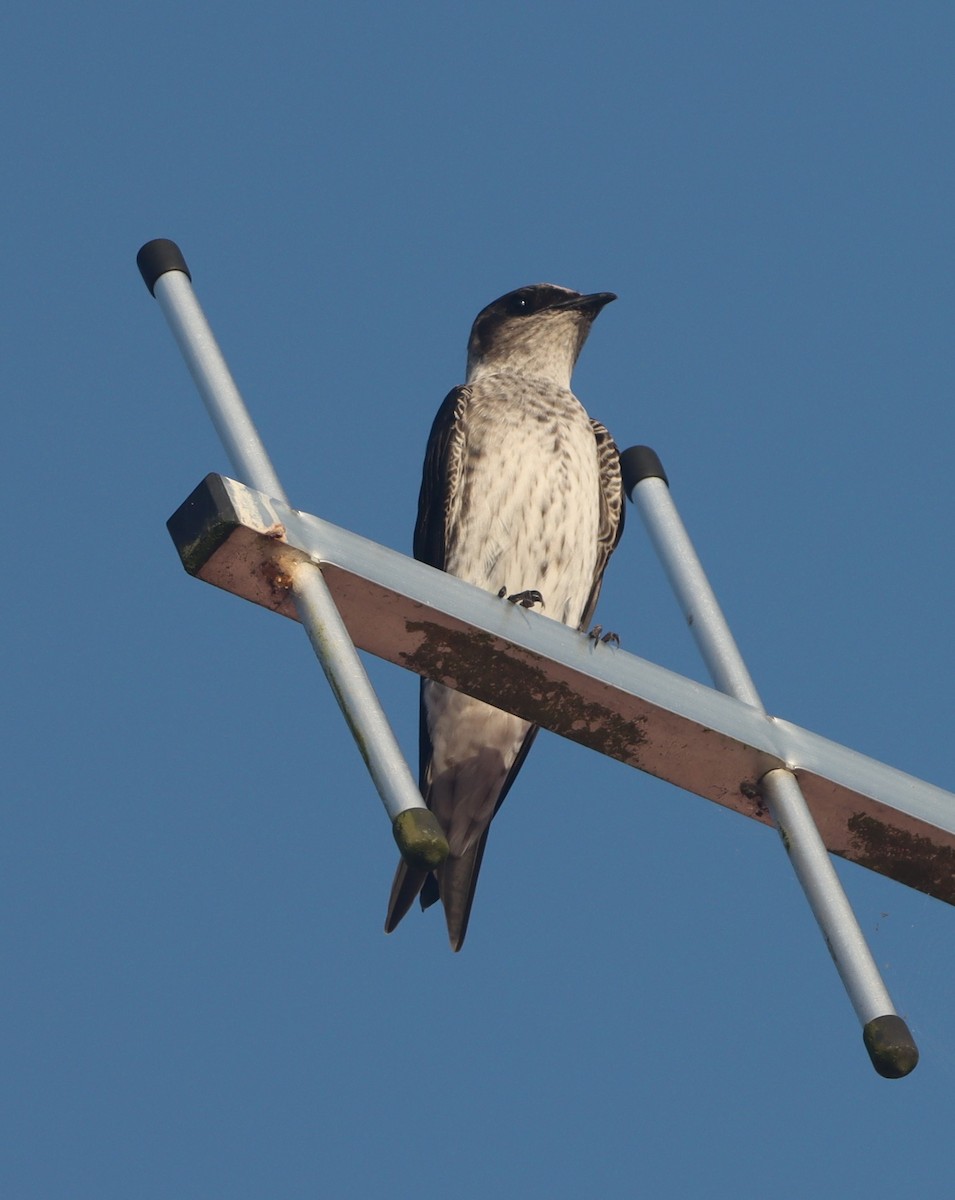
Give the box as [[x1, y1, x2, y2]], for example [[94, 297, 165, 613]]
[[502, 588, 545, 610], [588, 626, 620, 646]]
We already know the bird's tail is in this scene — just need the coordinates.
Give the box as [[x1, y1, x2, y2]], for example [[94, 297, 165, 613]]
[[384, 861, 430, 934], [433, 835, 490, 952], [383, 835, 487, 952]]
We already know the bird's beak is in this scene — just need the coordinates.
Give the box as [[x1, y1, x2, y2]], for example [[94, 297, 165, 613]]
[[553, 291, 617, 316]]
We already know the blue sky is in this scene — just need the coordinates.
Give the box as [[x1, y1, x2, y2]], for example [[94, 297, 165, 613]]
[[5, 2, 955, 1195]]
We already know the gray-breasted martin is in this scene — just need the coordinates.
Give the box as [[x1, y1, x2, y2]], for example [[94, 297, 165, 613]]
[[385, 283, 625, 950]]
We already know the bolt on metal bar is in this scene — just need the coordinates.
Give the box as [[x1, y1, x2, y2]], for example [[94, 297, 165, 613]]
[[136, 240, 447, 872], [621, 446, 918, 1079]]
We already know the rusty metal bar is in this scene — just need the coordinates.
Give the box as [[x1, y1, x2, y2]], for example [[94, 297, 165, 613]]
[[166, 473, 955, 909]]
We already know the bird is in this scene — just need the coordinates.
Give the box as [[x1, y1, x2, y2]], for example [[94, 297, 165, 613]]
[[385, 283, 625, 951]]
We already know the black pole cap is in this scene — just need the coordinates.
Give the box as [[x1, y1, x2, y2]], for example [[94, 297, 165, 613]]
[[137, 239, 191, 296], [619, 445, 669, 500], [862, 1014, 919, 1078]]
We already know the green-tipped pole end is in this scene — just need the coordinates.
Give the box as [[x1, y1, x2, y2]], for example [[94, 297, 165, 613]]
[[863, 1015, 919, 1079], [392, 809, 449, 871]]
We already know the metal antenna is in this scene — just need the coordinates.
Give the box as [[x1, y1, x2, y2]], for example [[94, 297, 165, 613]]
[[620, 446, 918, 1079], [142, 243, 936, 1077], [136, 239, 448, 873]]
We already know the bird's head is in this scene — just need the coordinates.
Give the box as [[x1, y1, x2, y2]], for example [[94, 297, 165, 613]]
[[465, 284, 616, 387]]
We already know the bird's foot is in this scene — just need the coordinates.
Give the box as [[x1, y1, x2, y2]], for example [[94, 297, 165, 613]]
[[500, 588, 545, 610], [588, 625, 620, 646]]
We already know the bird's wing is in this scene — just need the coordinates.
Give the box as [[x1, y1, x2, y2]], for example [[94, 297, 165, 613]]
[[413, 384, 472, 572], [412, 383, 472, 790], [385, 387, 473, 936], [579, 419, 626, 630]]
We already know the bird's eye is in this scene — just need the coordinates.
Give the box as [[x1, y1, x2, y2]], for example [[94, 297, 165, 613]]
[[508, 293, 530, 315]]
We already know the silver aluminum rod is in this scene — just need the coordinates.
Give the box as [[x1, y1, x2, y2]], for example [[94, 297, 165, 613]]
[[289, 563, 434, 827], [141, 247, 445, 868], [633, 477, 763, 708], [760, 769, 892, 1022], [153, 271, 288, 504], [630, 470, 916, 1075]]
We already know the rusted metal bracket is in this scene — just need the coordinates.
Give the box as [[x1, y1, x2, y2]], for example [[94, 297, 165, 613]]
[[168, 472, 955, 909]]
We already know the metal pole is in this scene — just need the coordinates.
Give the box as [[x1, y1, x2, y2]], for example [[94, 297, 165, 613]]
[[620, 445, 918, 1079], [137, 239, 447, 872]]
